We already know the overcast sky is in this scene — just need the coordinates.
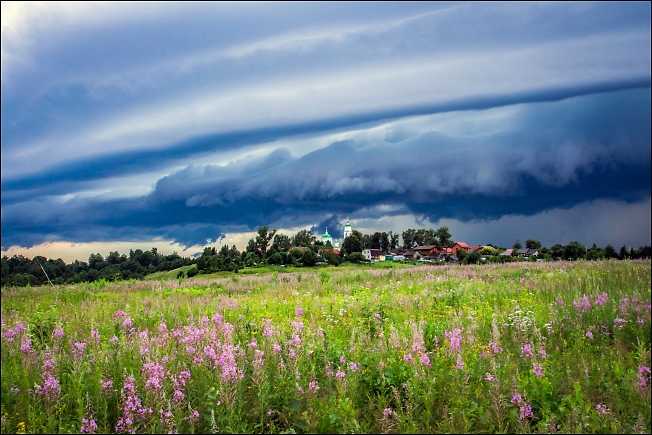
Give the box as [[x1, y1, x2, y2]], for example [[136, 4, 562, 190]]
[[2, 2, 650, 262]]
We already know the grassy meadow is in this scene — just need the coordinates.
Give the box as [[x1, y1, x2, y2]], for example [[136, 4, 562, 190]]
[[1, 260, 650, 433]]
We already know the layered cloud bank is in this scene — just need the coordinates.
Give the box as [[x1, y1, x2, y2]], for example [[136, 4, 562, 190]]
[[2, 2, 650, 255]]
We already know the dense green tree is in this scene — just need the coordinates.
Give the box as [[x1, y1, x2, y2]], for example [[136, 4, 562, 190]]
[[271, 234, 292, 253], [512, 240, 522, 251], [244, 252, 260, 267], [301, 249, 317, 267], [341, 230, 364, 256], [292, 230, 316, 247], [88, 253, 105, 269], [402, 229, 418, 249], [525, 239, 542, 250], [255, 226, 276, 258], [1, 256, 10, 287], [435, 226, 453, 247], [604, 245, 618, 259], [564, 241, 585, 260], [346, 252, 366, 262], [586, 249, 601, 261], [322, 250, 341, 266], [388, 231, 400, 250]]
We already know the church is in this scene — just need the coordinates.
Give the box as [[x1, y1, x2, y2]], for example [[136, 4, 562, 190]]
[[320, 218, 353, 249]]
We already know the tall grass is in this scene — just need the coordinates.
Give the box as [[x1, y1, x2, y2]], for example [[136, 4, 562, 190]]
[[1, 260, 650, 433]]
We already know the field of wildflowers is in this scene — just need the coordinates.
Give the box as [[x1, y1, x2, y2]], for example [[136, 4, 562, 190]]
[[1, 260, 650, 433]]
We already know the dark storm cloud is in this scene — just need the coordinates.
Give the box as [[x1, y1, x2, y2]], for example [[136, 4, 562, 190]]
[[2, 77, 649, 198], [2, 89, 649, 250]]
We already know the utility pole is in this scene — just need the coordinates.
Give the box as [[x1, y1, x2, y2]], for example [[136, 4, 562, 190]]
[[35, 258, 55, 289]]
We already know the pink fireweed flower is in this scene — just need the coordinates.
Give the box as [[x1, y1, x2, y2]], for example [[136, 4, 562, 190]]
[[143, 362, 166, 392], [595, 404, 609, 415], [520, 343, 534, 359], [572, 296, 592, 313], [488, 341, 502, 355], [3, 329, 16, 343], [586, 331, 594, 339], [511, 392, 523, 404], [538, 349, 547, 359], [335, 370, 346, 379], [485, 374, 496, 382], [177, 370, 191, 387], [10, 387, 20, 394], [101, 379, 113, 394], [121, 317, 133, 330], [114, 310, 126, 319], [594, 293, 608, 307], [80, 417, 98, 434], [421, 354, 432, 368], [272, 343, 282, 353], [316, 329, 324, 338], [291, 321, 304, 333], [637, 366, 651, 388], [445, 328, 463, 352], [533, 364, 545, 377], [35, 374, 60, 402], [613, 318, 626, 328], [520, 403, 533, 421], [403, 353, 414, 364], [72, 341, 85, 359], [90, 329, 100, 344], [20, 337, 32, 354], [349, 362, 360, 372], [555, 297, 564, 306], [308, 380, 319, 391], [109, 336, 119, 344], [14, 323, 26, 334], [383, 408, 394, 419], [295, 307, 304, 317], [173, 389, 185, 403], [455, 356, 464, 370], [53, 328, 65, 339]]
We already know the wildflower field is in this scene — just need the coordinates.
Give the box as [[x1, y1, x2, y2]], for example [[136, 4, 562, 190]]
[[1, 260, 651, 434]]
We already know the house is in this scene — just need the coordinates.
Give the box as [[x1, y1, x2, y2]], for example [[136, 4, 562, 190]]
[[362, 249, 383, 261], [392, 255, 406, 261], [516, 248, 539, 257], [322, 247, 340, 256], [450, 242, 472, 253], [447, 255, 459, 263], [390, 248, 405, 255], [468, 245, 483, 253], [500, 249, 513, 257], [413, 245, 439, 256], [403, 250, 417, 260]]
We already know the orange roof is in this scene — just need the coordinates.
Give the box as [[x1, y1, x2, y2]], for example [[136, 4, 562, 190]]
[[453, 242, 470, 248]]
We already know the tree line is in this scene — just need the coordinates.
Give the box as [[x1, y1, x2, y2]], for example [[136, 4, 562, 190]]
[[2, 226, 650, 287], [1, 248, 194, 287]]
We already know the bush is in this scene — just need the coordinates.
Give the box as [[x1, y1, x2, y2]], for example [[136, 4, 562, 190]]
[[186, 267, 199, 277], [346, 252, 366, 262]]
